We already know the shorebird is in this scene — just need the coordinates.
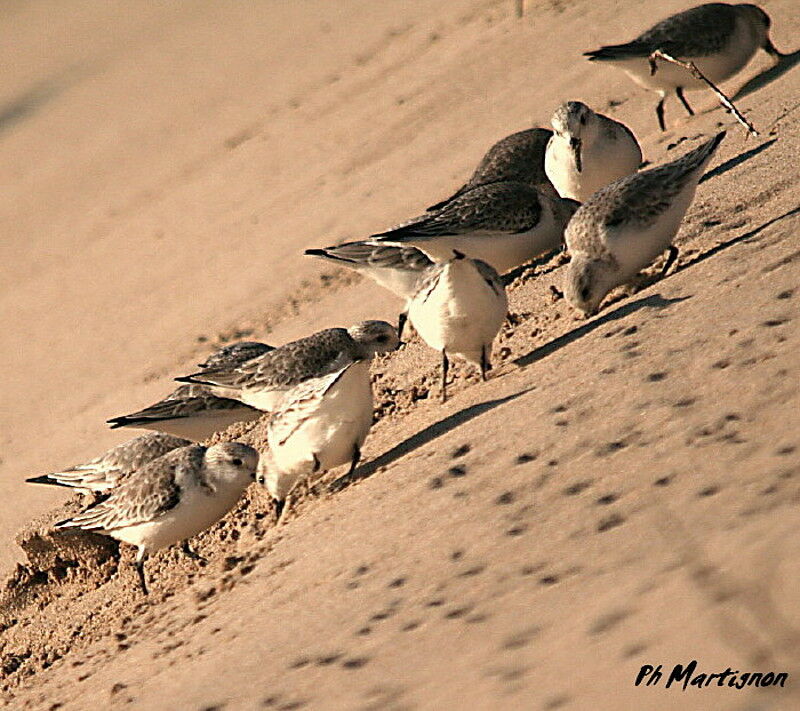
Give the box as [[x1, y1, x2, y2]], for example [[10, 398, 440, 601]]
[[56, 442, 259, 594], [176, 321, 399, 412], [26, 432, 191, 495], [563, 131, 725, 317], [584, 3, 782, 131], [256, 358, 375, 520], [370, 181, 578, 275], [407, 251, 508, 402], [544, 101, 643, 202], [107, 341, 274, 441]]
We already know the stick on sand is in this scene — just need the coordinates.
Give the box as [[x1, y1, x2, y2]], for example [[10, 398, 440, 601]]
[[648, 49, 759, 137], [515, 0, 524, 18]]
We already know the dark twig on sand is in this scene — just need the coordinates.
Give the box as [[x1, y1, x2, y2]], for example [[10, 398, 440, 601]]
[[515, 0, 524, 18], [648, 49, 759, 137]]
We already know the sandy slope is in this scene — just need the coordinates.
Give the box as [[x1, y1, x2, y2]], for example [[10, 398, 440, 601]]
[[2, 0, 800, 708]]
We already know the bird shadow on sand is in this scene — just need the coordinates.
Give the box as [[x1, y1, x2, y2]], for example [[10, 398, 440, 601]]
[[732, 49, 800, 102], [679, 204, 800, 271], [699, 138, 777, 185], [0, 80, 62, 136], [513, 293, 689, 369], [329, 389, 530, 492]]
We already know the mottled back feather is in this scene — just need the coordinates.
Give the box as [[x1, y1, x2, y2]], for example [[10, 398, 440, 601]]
[[373, 181, 544, 242], [427, 128, 554, 210], [178, 329, 359, 391], [585, 3, 739, 60]]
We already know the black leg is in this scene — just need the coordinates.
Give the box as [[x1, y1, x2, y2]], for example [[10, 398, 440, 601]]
[[441, 351, 450, 403], [480, 345, 490, 382], [661, 245, 679, 276], [397, 312, 407, 341], [656, 96, 666, 132], [676, 87, 694, 116], [312, 454, 321, 473], [181, 541, 204, 562], [346, 444, 361, 478], [274, 498, 285, 520], [135, 556, 149, 596]]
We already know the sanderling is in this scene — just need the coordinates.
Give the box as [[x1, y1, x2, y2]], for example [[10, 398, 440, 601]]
[[584, 3, 781, 131], [256, 358, 374, 519], [544, 101, 643, 202], [407, 251, 508, 402], [26, 432, 191, 495], [563, 131, 725, 317], [305, 242, 432, 337], [371, 182, 579, 275], [427, 127, 556, 211], [106, 384, 264, 442], [176, 321, 399, 412], [56, 442, 258, 594]]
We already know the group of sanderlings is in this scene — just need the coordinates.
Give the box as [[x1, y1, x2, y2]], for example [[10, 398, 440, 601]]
[[27, 3, 786, 594]]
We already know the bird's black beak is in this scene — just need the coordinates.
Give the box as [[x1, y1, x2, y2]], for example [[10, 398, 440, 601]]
[[570, 137, 582, 173]]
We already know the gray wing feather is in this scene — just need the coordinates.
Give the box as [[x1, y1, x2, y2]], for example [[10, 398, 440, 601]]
[[108, 393, 253, 428], [585, 3, 738, 60], [198, 342, 274, 370], [306, 241, 433, 272], [373, 182, 543, 242], [427, 128, 554, 210], [177, 329, 356, 391]]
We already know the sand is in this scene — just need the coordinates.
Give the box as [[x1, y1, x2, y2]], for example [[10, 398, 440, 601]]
[[1, 0, 799, 708]]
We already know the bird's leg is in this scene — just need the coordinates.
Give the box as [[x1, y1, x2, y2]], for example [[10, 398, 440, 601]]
[[346, 444, 361, 479], [397, 312, 408, 341], [480, 345, 490, 382], [661, 245, 679, 276], [441, 351, 450, 403], [135, 552, 149, 596], [181, 540, 205, 562], [656, 95, 667, 132], [274, 498, 285, 522], [277, 453, 321, 524], [676, 87, 694, 116]]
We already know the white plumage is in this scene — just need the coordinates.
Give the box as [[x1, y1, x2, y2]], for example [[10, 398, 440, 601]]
[[407, 251, 508, 402]]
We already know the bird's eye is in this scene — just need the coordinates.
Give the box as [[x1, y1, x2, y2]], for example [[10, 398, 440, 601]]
[[232, 457, 243, 467], [376, 335, 388, 343], [579, 114, 587, 125], [580, 286, 591, 301]]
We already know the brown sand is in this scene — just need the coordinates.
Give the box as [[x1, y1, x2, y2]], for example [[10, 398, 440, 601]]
[[2, 0, 800, 708]]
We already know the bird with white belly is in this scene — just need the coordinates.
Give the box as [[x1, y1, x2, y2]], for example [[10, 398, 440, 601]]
[[407, 250, 508, 402]]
